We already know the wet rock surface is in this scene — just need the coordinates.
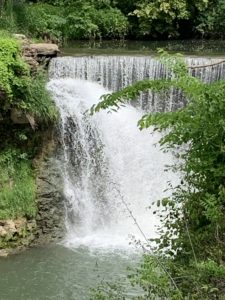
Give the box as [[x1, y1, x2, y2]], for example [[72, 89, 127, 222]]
[[34, 130, 66, 245], [35, 155, 66, 244]]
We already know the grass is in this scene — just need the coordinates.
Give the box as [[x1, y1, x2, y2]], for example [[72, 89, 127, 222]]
[[0, 149, 37, 219]]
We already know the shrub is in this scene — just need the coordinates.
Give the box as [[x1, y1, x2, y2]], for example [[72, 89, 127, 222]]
[[11, 1, 128, 40], [65, 11, 100, 40], [0, 36, 58, 124], [0, 37, 28, 101], [64, 4, 128, 40], [196, 0, 225, 38], [91, 8, 128, 39], [14, 3, 66, 41]]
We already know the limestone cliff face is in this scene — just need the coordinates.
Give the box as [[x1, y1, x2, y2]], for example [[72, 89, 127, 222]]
[[34, 129, 66, 245]]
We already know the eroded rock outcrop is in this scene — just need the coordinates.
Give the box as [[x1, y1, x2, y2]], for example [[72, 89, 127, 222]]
[[13, 34, 60, 73], [0, 218, 37, 257], [23, 42, 59, 71], [30, 43, 59, 56], [33, 129, 66, 245]]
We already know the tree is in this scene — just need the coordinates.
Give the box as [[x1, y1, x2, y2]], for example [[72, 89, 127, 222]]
[[131, 0, 209, 38], [196, 0, 225, 38], [91, 51, 225, 298]]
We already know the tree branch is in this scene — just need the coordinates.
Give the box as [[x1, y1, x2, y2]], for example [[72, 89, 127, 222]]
[[189, 59, 225, 69]]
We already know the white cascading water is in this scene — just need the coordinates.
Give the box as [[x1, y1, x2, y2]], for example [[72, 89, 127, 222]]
[[49, 56, 225, 112], [48, 56, 224, 251]]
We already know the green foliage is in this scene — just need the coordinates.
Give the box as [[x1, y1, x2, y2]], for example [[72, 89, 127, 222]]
[[0, 148, 36, 219], [0, 36, 58, 123], [65, 6, 100, 40], [0, 0, 17, 32], [127, 256, 225, 299], [90, 281, 126, 300], [132, 0, 189, 38], [0, 35, 57, 222], [128, 256, 182, 299], [91, 8, 128, 39], [4, 0, 225, 40], [91, 51, 225, 297], [131, 0, 209, 38], [0, 37, 28, 101], [9, 1, 128, 41], [65, 2, 128, 40], [196, 0, 225, 38], [14, 3, 66, 41], [23, 73, 59, 123]]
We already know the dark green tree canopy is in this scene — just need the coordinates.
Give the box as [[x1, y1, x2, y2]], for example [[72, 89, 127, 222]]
[[1, 0, 225, 40]]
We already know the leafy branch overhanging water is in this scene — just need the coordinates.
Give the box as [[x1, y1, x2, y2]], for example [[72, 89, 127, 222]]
[[90, 51, 225, 299]]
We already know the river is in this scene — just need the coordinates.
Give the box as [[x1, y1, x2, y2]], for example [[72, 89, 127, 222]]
[[0, 245, 139, 300]]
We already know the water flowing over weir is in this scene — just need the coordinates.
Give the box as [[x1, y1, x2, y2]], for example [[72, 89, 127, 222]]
[[49, 56, 225, 111], [48, 56, 225, 251]]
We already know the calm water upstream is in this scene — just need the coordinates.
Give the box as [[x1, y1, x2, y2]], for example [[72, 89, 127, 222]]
[[62, 39, 225, 56]]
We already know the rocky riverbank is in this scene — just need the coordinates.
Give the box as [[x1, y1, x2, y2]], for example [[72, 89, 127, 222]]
[[0, 218, 37, 257], [0, 35, 65, 257]]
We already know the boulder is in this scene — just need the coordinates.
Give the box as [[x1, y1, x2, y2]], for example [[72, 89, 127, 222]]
[[30, 43, 59, 57], [22, 45, 38, 58]]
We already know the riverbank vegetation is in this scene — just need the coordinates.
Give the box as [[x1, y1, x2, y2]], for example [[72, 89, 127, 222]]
[[1, 0, 225, 43], [91, 52, 225, 298], [0, 149, 36, 219], [0, 34, 57, 220]]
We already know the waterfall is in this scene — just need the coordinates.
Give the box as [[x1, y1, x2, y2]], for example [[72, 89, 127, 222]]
[[48, 55, 223, 251], [49, 56, 225, 111]]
